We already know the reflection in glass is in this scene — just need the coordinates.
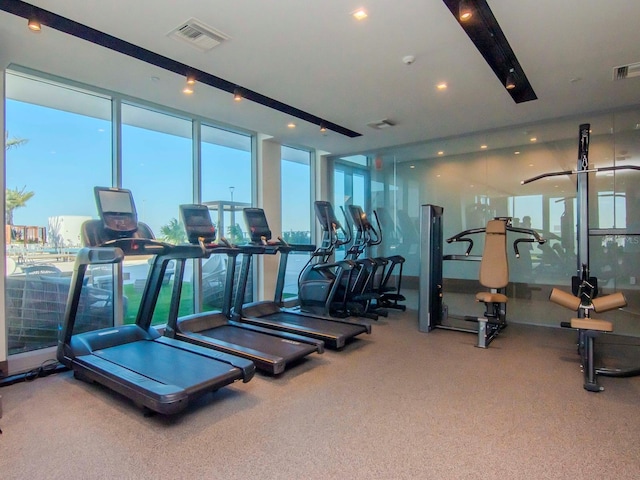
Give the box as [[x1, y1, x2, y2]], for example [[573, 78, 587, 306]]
[[5, 71, 112, 354]]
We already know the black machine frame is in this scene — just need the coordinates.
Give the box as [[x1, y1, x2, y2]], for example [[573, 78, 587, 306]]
[[418, 206, 544, 348], [162, 204, 324, 375], [525, 124, 640, 391], [232, 207, 371, 350], [57, 188, 255, 415]]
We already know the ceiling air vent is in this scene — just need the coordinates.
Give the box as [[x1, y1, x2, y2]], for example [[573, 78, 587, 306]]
[[613, 62, 640, 80], [367, 119, 396, 130], [168, 18, 230, 52]]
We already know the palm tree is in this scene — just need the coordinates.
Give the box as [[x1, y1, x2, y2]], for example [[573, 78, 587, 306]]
[[159, 218, 186, 244], [5, 132, 28, 150], [5, 132, 34, 225], [5, 186, 35, 225]]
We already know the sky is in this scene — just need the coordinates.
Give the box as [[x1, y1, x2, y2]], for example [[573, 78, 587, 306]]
[[6, 98, 311, 242]]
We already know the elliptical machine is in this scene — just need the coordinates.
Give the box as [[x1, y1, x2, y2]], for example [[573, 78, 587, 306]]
[[297, 201, 355, 317], [343, 205, 406, 315]]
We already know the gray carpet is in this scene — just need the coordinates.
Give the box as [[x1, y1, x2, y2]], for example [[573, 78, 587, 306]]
[[1, 296, 639, 479]]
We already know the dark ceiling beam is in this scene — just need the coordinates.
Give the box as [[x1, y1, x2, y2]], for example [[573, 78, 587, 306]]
[[442, 0, 537, 103], [1, 0, 362, 138]]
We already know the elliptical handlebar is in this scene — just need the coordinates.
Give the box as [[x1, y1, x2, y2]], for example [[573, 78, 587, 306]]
[[337, 206, 352, 248], [367, 210, 383, 247]]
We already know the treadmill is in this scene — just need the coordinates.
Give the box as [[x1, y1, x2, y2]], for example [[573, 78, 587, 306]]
[[163, 204, 324, 375], [232, 208, 371, 349], [57, 187, 255, 415]]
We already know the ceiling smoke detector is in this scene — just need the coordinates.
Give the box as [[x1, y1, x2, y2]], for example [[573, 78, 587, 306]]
[[168, 18, 230, 52], [367, 119, 396, 130], [613, 61, 640, 80]]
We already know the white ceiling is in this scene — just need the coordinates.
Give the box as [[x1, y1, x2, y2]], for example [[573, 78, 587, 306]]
[[2, 0, 640, 158]]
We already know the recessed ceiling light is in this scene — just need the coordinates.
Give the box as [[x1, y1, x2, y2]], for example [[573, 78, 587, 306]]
[[352, 8, 368, 20], [410, 165, 415, 169], [436, 82, 447, 90], [287, 122, 296, 129], [480, 145, 488, 149], [182, 85, 194, 95], [530, 137, 537, 142], [437, 151, 444, 155], [514, 151, 520, 155]]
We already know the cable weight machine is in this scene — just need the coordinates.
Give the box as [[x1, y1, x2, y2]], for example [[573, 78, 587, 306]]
[[525, 123, 640, 391], [418, 206, 543, 348]]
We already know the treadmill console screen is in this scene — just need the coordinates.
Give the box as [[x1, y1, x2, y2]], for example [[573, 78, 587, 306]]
[[180, 204, 217, 244], [94, 187, 138, 235], [243, 208, 272, 242], [314, 201, 341, 230]]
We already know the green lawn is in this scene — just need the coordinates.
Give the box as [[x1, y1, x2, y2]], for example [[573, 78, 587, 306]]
[[123, 282, 195, 325]]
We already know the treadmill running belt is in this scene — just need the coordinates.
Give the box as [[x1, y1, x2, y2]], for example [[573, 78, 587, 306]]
[[94, 341, 240, 390], [200, 325, 315, 357], [257, 312, 365, 336]]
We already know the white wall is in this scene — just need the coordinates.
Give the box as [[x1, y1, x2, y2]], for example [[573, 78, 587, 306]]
[[257, 137, 282, 301], [48, 215, 92, 248]]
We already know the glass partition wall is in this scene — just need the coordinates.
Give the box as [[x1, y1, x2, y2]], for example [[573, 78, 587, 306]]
[[332, 108, 640, 336]]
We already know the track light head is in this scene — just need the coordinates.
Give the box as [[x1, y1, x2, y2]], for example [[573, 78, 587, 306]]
[[505, 68, 516, 90], [27, 17, 41, 32], [233, 87, 243, 102], [459, 0, 473, 21]]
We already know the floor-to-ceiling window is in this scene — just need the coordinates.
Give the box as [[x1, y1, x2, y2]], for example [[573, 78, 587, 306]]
[[281, 145, 312, 297], [5, 71, 112, 356], [200, 124, 253, 312], [3, 68, 262, 375], [333, 156, 370, 256], [121, 103, 194, 325]]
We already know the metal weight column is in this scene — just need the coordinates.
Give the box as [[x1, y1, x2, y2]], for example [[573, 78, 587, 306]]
[[576, 123, 590, 318], [418, 204, 444, 332]]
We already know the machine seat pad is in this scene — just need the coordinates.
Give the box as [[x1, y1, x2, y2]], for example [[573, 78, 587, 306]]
[[476, 292, 508, 304], [570, 317, 613, 332]]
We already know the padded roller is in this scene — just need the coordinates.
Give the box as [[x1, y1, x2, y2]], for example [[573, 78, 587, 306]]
[[591, 292, 627, 313], [570, 317, 613, 332], [549, 288, 581, 311]]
